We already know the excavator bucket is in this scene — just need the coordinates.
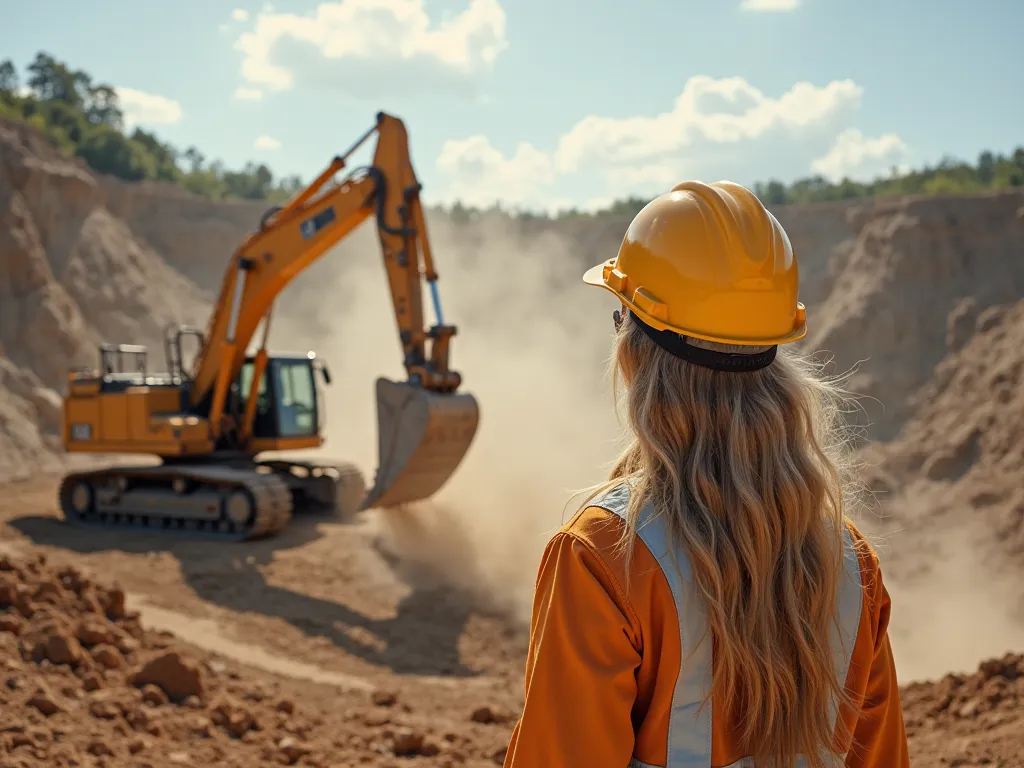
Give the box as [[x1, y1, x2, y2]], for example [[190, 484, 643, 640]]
[[360, 377, 480, 510]]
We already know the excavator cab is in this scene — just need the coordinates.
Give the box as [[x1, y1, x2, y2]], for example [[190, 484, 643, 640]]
[[237, 353, 326, 442]]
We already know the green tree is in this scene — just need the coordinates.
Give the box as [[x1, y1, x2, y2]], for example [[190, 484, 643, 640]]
[[0, 59, 18, 94], [763, 180, 788, 205], [977, 151, 995, 185], [84, 85, 123, 129], [130, 128, 179, 182], [75, 124, 155, 181], [182, 146, 205, 173], [26, 52, 83, 106]]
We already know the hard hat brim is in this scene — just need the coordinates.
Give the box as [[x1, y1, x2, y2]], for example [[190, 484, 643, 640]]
[[582, 262, 808, 347]]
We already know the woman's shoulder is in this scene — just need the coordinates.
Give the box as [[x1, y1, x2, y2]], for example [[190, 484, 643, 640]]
[[843, 516, 884, 577], [841, 516, 893, 631]]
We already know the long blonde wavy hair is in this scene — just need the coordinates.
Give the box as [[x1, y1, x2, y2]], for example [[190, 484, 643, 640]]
[[590, 310, 860, 768]]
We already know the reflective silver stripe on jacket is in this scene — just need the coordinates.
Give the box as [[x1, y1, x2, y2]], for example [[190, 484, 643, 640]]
[[590, 483, 864, 768]]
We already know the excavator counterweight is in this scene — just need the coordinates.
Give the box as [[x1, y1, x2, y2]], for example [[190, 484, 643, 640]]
[[56, 112, 479, 540]]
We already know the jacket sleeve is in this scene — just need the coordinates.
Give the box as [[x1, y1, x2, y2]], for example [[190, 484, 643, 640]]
[[847, 549, 911, 767], [503, 530, 642, 768]]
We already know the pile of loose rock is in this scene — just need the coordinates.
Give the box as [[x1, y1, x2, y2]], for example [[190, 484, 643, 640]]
[[0, 552, 517, 767]]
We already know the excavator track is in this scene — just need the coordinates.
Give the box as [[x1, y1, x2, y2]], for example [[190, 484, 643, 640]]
[[57, 464, 295, 542], [252, 459, 366, 521]]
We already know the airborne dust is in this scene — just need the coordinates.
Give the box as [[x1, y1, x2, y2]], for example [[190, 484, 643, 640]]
[[274, 213, 626, 624], [270, 209, 1022, 685]]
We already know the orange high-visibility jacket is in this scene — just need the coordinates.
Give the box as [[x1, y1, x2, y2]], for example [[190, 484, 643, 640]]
[[504, 483, 910, 768]]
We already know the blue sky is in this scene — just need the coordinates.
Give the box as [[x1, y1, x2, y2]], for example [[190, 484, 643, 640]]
[[2, 0, 1022, 212]]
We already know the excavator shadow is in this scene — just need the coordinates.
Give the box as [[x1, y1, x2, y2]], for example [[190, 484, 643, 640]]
[[8, 509, 489, 678]]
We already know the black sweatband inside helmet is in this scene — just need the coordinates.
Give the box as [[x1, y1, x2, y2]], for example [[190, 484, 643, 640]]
[[629, 310, 777, 372]]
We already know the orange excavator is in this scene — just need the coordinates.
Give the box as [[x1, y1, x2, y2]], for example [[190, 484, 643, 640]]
[[57, 112, 480, 541]]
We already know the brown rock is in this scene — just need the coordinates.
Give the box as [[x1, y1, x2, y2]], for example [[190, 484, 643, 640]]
[[979, 658, 1007, 681], [114, 633, 140, 655], [91, 644, 125, 669], [275, 698, 295, 715], [363, 710, 390, 727], [127, 705, 155, 730], [26, 686, 61, 716], [89, 698, 121, 720], [75, 617, 115, 647], [958, 698, 985, 718], [9, 731, 34, 749], [0, 614, 24, 635], [372, 690, 398, 707], [277, 736, 312, 765], [0, 575, 22, 608], [87, 739, 114, 757], [36, 625, 83, 667], [228, 710, 255, 738], [141, 684, 168, 707], [391, 729, 425, 756], [60, 683, 82, 699], [82, 673, 103, 692], [210, 696, 257, 738], [79, 590, 105, 615], [129, 650, 205, 702], [128, 737, 149, 754], [470, 705, 497, 724], [33, 581, 66, 606], [103, 587, 127, 619]]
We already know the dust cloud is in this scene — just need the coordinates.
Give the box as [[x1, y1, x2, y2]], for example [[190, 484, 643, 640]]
[[856, 483, 1024, 684], [274, 214, 628, 622]]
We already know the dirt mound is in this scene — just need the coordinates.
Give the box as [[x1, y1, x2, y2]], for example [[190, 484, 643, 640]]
[[806, 190, 1024, 440], [903, 653, 1024, 765], [863, 299, 1024, 548], [0, 117, 210, 482], [0, 549, 513, 767]]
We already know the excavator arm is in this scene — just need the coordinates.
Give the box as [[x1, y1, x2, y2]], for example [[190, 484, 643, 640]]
[[186, 112, 479, 509]]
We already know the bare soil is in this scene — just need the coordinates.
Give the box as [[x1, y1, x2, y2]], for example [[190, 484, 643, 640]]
[[2, 475, 1023, 766]]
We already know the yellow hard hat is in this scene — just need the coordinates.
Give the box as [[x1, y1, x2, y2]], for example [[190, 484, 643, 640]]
[[583, 180, 806, 347]]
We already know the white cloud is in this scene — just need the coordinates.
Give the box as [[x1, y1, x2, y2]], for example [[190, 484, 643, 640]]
[[232, 8, 250, 21], [436, 135, 556, 211], [554, 76, 864, 180], [254, 135, 282, 149], [114, 87, 183, 129], [741, 0, 800, 10], [810, 128, 910, 182], [233, 86, 264, 101], [433, 74, 908, 210], [232, 0, 508, 99]]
